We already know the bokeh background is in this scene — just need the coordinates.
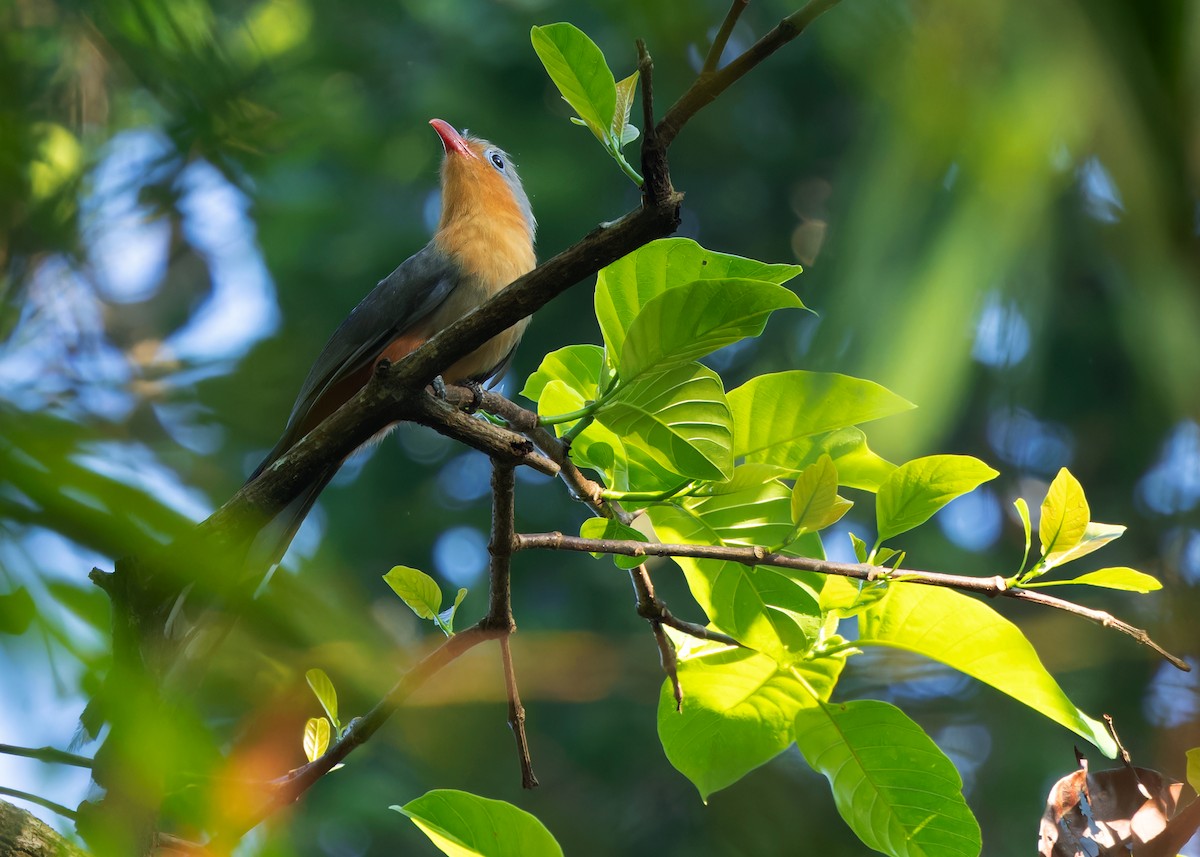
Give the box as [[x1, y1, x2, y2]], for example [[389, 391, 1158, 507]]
[[2, 0, 1198, 853]]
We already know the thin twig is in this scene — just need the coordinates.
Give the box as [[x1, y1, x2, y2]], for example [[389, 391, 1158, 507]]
[[629, 565, 683, 710], [0, 743, 93, 769], [0, 786, 78, 820], [500, 637, 538, 789], [658, 0, 843, 147], [702, 0, 750, 74], [515, 531, 1190, 671]]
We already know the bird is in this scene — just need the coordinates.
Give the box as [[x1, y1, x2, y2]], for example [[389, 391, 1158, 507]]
[[246, 118, 537, 566]]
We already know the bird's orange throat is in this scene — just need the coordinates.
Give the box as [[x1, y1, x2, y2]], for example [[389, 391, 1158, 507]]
[[435, 150, 536, 289]]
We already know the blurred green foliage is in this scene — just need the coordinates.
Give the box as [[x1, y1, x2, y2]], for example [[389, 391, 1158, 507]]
[[1, 0, 1198, 854]]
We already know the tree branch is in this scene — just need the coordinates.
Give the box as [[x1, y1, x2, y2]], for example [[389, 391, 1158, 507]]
[[0, 743, 93, 769], [702, 0, 750, 74], [657, 0, 843, 148], [515, 531, 1191, 671]]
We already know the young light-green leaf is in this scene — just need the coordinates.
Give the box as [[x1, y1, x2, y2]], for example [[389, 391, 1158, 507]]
[[858, 584, 1117, 756], [437, 588, 468, 635], [383, 565, 443, 621], [875, 454, 999, 543], [595, 238, 801, 361], [520, 344, 602, 403], [790, 454, 853, 534], [531, 24, 616, 140], [612, 70, 639, 147], [1024, 566, 1162, 593], [657, 646, 844, 801], [730, 372, 914, 463], [618, 278, 804, 380], [769, 426, 897, 493], [303, 717, 330, 763], [580, 516, 648, 570], [1043, 521, 1125, 568], [1187, 747, 1200, 793], [794, 700, 982, 857], [305, 668, 339, 730], [1040, 467, 1090, 566], [394, 789, 563, 857], [1014, 497, 1032, 571], [596, 362, 733, 482]]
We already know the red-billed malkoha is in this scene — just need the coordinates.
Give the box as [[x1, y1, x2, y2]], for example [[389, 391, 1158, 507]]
[[248, 119, 536, 563]]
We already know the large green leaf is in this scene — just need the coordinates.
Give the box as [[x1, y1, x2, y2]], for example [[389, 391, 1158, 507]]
[[649, 503, 822, 662], [595, 238, 802, 360], [538, 379, 679, 493], [875, 455, 999, 543], [1039, 467, 1089, 566], [394, 789, 563, 857], [794, 700, 981, 857], [730, 372, 914, 463], [596, 362, 733, 482], [658, 645, 844, 801], [530, 24, 615, 140], [770, 426, 897, 492], [618, 278, 804, 380], [857, 584, 1117, 755], [520, 344, 602, 403]]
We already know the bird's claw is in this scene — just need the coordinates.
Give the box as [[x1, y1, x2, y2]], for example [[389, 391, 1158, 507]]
[[462, 379, 485, 414]]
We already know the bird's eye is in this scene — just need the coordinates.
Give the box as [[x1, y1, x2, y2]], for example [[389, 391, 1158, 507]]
[[490, 152, 505, 170]]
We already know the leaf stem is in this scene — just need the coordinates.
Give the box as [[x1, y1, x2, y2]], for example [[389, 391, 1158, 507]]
[[611, 147, 644, 186], [600, 481, 694, 502]]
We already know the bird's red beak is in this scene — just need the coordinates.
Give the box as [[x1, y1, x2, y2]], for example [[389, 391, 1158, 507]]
[[430, 118, 476, 159]]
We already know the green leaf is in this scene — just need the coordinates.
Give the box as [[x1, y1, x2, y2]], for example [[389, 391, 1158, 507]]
[[794, 700, 981, 857], [819, 577, 889, 618], [1040, 468, 1089, 567], [690, 463, 792, 496], [875, 455, 999, 543], [858, 584, 1117, 756], [772, 426, 897, 492], [596, 362, 733, 482], [730, 372, 914, 464], [1014, 497, 1032, 571], [394, 789, 563, 857], [657, 646, 844, 800], [1186, 747, 1200, 793], [579, 516, 648, 570], [530, 24, 616, 140], [612, 70, 639, 147], [305, 668, 339, 730], [0, 587, 35, 635], [303, 717, 330, 763], [538, 379, 679, 493], [790, 454, 853, 534], [438, 588, 468, 635], [1043, 521, 1125, 568], [849, 532, 869, 563], [648, 504, 822, 662], [520, 344, 602, 403], [618, 279, 804, 380], [595, 238, 802, 362], [1024, 566, 1162, 593], [384, 565, 443, 622]]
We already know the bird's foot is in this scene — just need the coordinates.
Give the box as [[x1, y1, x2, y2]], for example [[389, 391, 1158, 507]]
[[462, 379, 485, 414], [431, 375, 448, 400]]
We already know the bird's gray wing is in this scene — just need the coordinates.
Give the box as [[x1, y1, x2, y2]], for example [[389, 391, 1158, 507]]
[[251, 242, 459, 478]]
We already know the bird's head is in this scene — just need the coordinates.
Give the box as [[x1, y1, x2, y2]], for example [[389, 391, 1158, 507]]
[[429, 118, 536, 245]]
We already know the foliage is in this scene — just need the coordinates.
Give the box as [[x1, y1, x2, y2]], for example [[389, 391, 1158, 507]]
[[0, 0, 1196, 856]]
